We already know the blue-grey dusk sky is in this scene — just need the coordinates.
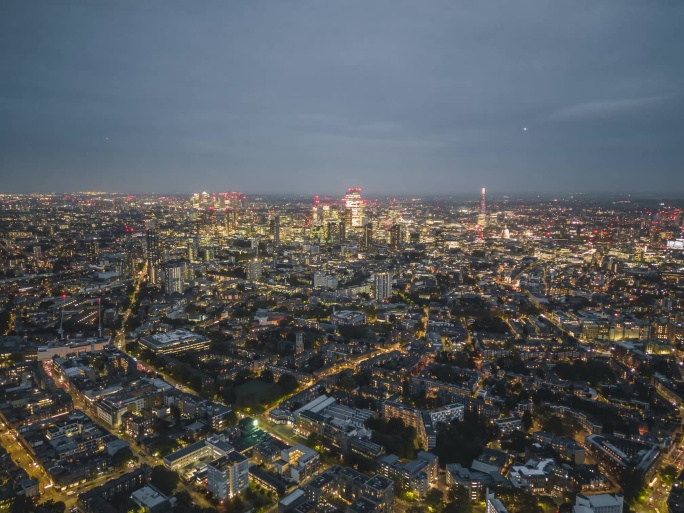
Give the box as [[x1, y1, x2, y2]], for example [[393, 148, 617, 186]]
[[1, 1, 683, 196]]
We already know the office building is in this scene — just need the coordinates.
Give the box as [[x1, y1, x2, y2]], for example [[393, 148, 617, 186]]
[[344, 188, 364, 227], [389, 224, 405, 250], [270, 215, 281, 245], [478, 187, 488, 227], [140, 329, 210, 356], [362, 222, 373, 250]]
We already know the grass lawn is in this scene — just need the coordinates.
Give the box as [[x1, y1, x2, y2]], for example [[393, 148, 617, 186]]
[[235, 379, 283, 412]]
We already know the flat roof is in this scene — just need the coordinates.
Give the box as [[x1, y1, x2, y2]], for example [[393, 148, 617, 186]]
[[131, 486, 168, 508], [163, 440, 207, 463], [279, 488, 304, 506]]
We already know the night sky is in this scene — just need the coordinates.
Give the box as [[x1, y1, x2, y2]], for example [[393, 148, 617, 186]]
[[1, 1, 683, 196]]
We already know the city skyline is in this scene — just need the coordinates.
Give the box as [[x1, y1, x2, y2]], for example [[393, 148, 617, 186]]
[[1, 189, 683, 513], [2, 1, 684, 195]]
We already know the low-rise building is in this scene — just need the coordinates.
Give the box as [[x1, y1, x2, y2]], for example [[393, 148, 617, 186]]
[[139, 329, 210, 355]]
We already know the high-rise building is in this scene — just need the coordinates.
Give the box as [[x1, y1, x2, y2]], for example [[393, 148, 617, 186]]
[[344, 188, 364, 227], [344, 207, 353, 228], [327, 222, 340, 244], [207, 452, 249, 499], [163, 262, 185, 295], [362, 222, 373, 251], [435, 230, 445, 249], [374, 272, 392, 301], [33, 245, 42, 260], [478, 187, 488, 227], [312, 199, 319, 223], [228, 209, 239, 231], [202, 247, 215, 261], [146, 223, 161, 284], [86, 239, 100, 263], [270, 215, 281, 245], [187, 239, 198, 263], [295, 332, 304, 353], [389, 224, 405, 251], [247, 260, 262, 281], [123, 242, 136, 278]]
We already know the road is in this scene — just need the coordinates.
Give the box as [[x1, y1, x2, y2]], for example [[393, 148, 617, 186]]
[[634, 444, 684, 513], [115, 263, 147, 349], [0, 421, 60, 501]]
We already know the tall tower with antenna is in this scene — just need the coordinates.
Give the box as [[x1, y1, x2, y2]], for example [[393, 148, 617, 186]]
[[478, 187, 488, 227]]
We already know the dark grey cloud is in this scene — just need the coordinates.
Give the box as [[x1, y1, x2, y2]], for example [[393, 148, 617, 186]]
[[1, 0, 683, 195]]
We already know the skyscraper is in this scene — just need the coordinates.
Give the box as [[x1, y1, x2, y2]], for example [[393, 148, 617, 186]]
[[344, 207, 353, 228], [123, 241, 136, 278], [270, 215, 281, 245], [187, 239, 198, 263], [163, 262, 185, 295], [478, 187, 488, 227], [344, 188, 364, 227], [146, 222, 161, 284], [247, 260, 262, 281], [327, 221, 340, 244], [86, 239, 99, 263], [389, 224, 404, 250], [374, 272, 392, 301], [362, 222, 373, 251]]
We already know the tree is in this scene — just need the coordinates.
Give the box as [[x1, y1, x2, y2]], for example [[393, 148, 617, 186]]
[[11, 495, 34, 513], [426, 488, 444, 508], [522, 410, 533, 432], [260, 369, 275, 383], [337, 375, 357, 391], [35, 500, 66, 513], [277, 373, 298, 395], [170, 404, 182, 426], [148, 435, 178, 457], [174, 491, 192, 508], [444, 487, 472, 513], [150, 465, 180, 495], [661, 464, 679, 486], [111, 446, 134, 469], [307, 432, 321, 449]]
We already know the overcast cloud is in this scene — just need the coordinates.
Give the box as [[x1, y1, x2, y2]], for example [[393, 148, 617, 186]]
[[1, 0, 683, 196]]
